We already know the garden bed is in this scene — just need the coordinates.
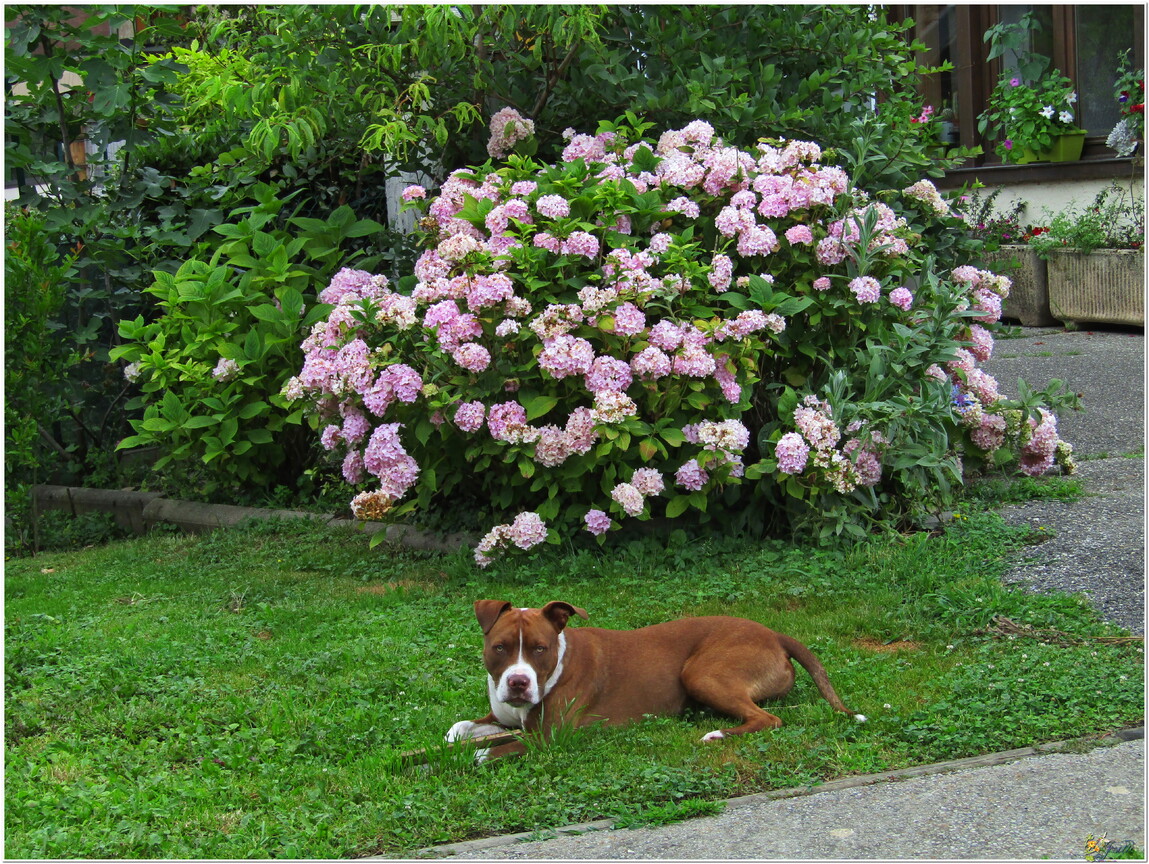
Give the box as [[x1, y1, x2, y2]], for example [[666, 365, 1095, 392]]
[[30, 484, 473, 553]]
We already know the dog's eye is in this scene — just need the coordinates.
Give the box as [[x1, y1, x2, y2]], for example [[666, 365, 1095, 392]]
[[533, 645, 547, 654], [493, 644, 506, 653]]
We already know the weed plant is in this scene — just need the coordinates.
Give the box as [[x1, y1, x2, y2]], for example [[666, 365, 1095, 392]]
[[5, 515, 1142, 858]]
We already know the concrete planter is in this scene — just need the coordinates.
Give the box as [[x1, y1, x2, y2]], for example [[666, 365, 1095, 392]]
[[1046, 249, 1145, 327], [983, 244, 1055, 327]]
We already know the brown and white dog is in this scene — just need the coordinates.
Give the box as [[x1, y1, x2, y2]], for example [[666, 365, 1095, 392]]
[[446, 600, 865, 758]]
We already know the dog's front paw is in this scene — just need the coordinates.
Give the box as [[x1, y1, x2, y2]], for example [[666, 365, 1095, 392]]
[[700, 730, 726, 742], [446, 720, 504, 743]]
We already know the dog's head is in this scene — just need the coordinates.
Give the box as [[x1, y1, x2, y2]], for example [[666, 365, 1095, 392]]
[[474, 599, 588, 709]]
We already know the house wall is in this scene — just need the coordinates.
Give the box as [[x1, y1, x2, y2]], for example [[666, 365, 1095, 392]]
[[977, 175, 1145, 224]]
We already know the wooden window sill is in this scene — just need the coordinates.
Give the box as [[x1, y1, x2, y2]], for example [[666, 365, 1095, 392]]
[[936, 157, 1143, 189]]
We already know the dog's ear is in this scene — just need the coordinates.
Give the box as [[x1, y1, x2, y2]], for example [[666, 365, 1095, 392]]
[[542, 601, 589, 632], [474, 599, 513, 634]]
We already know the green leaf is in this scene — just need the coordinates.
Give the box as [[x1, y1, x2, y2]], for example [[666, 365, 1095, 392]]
[[665, 495, 691, 519], [524, 395, 558, 422], [249, 304, 283, 324], [243, 328, 262, 361]]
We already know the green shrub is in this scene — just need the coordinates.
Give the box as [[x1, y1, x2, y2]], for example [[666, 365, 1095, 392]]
[[289, 117, 1078, 562], [110, 185, 385, 496]]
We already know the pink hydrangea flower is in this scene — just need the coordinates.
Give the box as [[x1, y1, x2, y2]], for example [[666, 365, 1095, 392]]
[[612, 302, 646, 336], [342, 449, 365, 485], [362, 423, 420, 502], [889, 286, 914, 311], [813, 276, 832, 291], [849, 276, 881, 304], [538, 334, 595, 379], [487, 401, 528, 442], [401, 185, 426, 202], [454, 400, 486, 433], [533, 425, 573, 467], [648, 320, 685, 352], [451, 342, 492, 373], [584, 508, 612, 535], [776, 432, 809, 474], [971, 412, 1007, 452], [591, 390, 638, 424], [708, 253, 734, 292], [212, 357, 240, 382], [785, 224, 814, 246], [675, 459, 709, 492], [631, 467, 665, 496], [508, 511, 548, 549], [536, 195, 571, 219], [585, 354, 633, 394], [487, 107, 535, 159], [630, 345, 673, 380], [562, 230, 600, 259], [666, 196, 701, 220], [611, 482, 645, 517]]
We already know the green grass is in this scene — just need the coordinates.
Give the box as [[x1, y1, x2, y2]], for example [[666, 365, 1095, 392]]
[[5, 512, 1143, 858], [966, 474, 1086, 507]]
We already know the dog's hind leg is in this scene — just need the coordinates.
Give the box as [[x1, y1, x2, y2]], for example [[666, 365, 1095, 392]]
[[680, 668, 788, 742]]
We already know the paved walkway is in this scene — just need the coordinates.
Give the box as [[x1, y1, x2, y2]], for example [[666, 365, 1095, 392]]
[[983, 329, 1145, 635], [417, 328, 1145, 861]]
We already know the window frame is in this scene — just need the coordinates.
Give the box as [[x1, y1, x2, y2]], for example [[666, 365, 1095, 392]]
[[891, 4, 1145, 186]]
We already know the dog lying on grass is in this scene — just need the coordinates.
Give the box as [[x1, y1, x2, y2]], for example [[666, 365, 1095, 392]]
[[446, 600, 865, 759]]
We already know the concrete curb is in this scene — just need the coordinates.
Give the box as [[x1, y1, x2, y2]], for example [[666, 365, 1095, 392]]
[[31, 484, 475, 554], [412, 727, 1144, 859]]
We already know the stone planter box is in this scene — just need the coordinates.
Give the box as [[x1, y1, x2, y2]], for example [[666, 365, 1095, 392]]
[[983, 244, 1055, 327], [1046, 249, 1145, 327]]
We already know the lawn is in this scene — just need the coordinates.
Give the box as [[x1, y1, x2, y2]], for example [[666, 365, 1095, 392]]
[[5, 499, 1143, 858]]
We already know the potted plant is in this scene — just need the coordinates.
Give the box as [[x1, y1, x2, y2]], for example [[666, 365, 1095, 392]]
[[1106, 49, 1144, 157], [977, 14, 1085, 164], [1028, 183, 1145, 326], [955, 187, 1055, 326]]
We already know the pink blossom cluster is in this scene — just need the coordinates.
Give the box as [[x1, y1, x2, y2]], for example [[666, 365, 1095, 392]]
[[779, 397, 886, 491], [1019, 408, 1061, 477], [359, 423, 420, 502], [901, 179, 951, 216], [212, 357, 239, 382], [290, 115, 1073, 562], [487, 107, 535, 159], [474, 511, 549, 567]]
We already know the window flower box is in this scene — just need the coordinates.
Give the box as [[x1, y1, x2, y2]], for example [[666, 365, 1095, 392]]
[[1013, 130, 1087, 165], [1046, 248, 1144, 326], [983, 244, 1055, 326]]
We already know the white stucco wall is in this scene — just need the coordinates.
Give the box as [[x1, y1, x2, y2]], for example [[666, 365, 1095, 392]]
[[977, 175, 1145, 224]]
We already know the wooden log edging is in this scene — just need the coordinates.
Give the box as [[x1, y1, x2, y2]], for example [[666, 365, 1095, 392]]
[[30, 484, 474, 554]]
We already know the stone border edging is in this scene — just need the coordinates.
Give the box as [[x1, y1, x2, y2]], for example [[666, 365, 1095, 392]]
[[30, 484, 474, 554], [411, 727, 1144, 859]]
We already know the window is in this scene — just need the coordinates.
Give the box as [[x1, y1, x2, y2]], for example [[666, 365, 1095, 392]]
[[893, 4, 1145, 176]]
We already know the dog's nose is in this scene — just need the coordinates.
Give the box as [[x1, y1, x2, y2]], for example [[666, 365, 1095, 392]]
[[505, 673, 531, 692]]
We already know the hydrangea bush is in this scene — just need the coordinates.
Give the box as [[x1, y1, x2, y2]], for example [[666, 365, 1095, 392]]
[[286, 113, 1076, 563]]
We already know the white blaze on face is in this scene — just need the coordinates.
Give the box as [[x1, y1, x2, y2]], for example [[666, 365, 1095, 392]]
[[486, 615, 567, 729]]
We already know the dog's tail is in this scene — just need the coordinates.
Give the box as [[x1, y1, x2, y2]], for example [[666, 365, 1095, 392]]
[[778, 634, 867, 723]]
